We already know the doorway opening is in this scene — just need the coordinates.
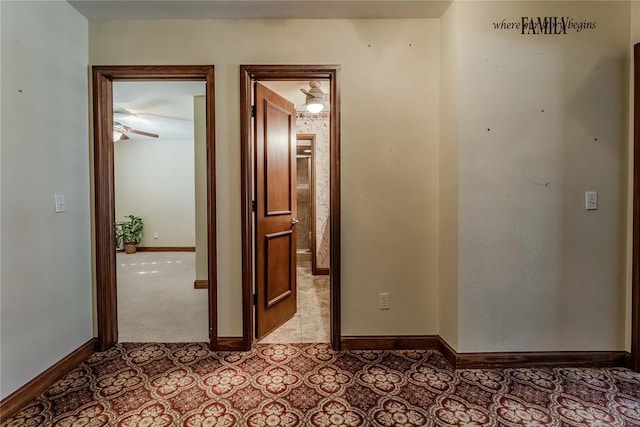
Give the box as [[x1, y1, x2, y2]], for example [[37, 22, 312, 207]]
[[240, 65, 341, 351], [296, 133, 331, 276], [256, 91, 331, 344], [113, 81, 206, 342], [92, 66, 216, 351]]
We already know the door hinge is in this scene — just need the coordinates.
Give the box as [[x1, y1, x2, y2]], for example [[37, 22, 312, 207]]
[[251, 200, 256, 212], [253, 294, 257, 306], [251, 105, 256, 117]]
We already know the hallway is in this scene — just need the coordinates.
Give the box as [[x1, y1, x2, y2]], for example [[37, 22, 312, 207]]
[[260, 256, 330, 343]]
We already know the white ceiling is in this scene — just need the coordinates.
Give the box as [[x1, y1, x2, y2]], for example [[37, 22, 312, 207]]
[[112, 80, 328, 142], [69, 0, 451, 20], [261, 80, 330, 112], [113, 81, 205, 141]]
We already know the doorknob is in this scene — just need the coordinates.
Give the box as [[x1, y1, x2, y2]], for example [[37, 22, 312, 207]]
[[291, 218, 300, 226]]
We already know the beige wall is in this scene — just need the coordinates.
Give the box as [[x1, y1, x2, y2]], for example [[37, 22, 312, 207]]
[[455, 1, 629, 352], [115, 138, 196, 247], [90, 19, 441, 337], [626, 0, 640, 352], [1, 1, 92, 398], [439, 0, 459, 349]]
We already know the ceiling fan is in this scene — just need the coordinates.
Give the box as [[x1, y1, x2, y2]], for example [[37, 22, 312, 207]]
[[113, 121, 159, 141]]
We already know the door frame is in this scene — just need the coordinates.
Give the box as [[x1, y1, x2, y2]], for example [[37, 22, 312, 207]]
[[92, 65, 217, 351], [240, 65, 341, 350], [296, 133, 330, 276], [632, 44, 639, 371]]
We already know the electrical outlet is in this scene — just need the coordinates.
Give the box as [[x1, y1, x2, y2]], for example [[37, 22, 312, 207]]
[[153, 232, 159, 239], [379, 293, 390, 310]]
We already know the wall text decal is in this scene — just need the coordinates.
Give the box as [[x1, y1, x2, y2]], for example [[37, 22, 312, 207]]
[[493, 17, 597, 35]]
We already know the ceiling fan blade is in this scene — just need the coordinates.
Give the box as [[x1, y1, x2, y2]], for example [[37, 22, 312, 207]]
[[126, 128, 159, 138]]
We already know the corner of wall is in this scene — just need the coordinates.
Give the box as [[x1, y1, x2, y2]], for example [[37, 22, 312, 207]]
[[438, 0, 459, 350], [626, 0, 640, 353]]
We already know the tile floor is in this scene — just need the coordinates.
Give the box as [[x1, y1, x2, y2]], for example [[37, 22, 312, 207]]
[[260, 255, 330, 343]]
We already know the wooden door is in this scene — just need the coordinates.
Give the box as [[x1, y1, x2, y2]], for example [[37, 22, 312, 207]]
[[255, 82, 298, 339]]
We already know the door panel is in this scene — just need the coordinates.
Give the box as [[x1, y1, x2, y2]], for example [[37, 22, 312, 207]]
[[266, 231, 293, 307], [255, 82, 297, 339], [265, 102, 293, 215]]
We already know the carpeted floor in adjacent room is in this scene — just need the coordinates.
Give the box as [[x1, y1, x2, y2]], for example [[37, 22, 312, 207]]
[[3, 343, 640, 426]]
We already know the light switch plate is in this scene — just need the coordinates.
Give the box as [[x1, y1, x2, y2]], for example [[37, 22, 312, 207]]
[[54, 193, 65, 213], [585, 191, 598, 210]]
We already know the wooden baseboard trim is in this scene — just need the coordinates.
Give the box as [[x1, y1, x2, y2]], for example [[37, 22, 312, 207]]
[[437, 337, 458, 368], [455, 350, 629, 369], [312, 268, 330, 276], [339, 335, 628, 369], [194, 280, 208, 289], [435, 337, 628, 369], [340, 335, 439, 351], [0, 338, 96, 422], [137, 246, 195, 252], [216, 337, 245, 351]]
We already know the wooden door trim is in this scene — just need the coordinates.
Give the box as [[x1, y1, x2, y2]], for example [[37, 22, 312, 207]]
[[632, 44, 640, 371], [296, 133, 329, 276], [92, 65, 217, 351], [240, 65, 341, 350]]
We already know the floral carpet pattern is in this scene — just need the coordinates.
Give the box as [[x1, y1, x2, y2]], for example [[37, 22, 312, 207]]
[[3, 343, 640, 426]]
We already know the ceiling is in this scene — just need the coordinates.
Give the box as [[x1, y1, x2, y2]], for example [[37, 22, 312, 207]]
[[69, 0, 452, 20], [261, 80, 330, 112], [113, 81, 205, 142], [112, 80, 325, 143]]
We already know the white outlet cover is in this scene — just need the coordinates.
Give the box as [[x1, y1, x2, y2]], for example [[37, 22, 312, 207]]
[[379, 293, 390, 310]]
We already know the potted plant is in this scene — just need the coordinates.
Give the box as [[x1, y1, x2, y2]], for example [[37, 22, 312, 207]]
[[116, 215, 144, 254]]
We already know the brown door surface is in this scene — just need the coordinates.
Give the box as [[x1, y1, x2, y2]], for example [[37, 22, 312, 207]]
[[255, 82, 298, 339]]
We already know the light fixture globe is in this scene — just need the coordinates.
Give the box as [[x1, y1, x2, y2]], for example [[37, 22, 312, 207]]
[[301, 81, 326, 113], [306, 101, 324, 113], [113, 130, 124, 141]]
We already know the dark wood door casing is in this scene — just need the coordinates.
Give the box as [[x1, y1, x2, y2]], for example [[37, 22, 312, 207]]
[[240, 65, 341, 350], [255, 83, 298, 338], [632, 44, 640, 372], [92, 65, 217, 351], [296, 134, 330, 276]]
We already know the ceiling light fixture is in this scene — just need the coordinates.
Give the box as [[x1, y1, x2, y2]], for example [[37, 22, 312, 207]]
[[301, 81, 326, 114], [113, 130, 124, 142]]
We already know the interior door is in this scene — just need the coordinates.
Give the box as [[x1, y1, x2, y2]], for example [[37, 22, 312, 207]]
[[255, 82, 298, 339]]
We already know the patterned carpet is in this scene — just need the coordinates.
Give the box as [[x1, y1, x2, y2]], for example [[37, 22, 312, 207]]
[[3, 343, 640, 426]]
